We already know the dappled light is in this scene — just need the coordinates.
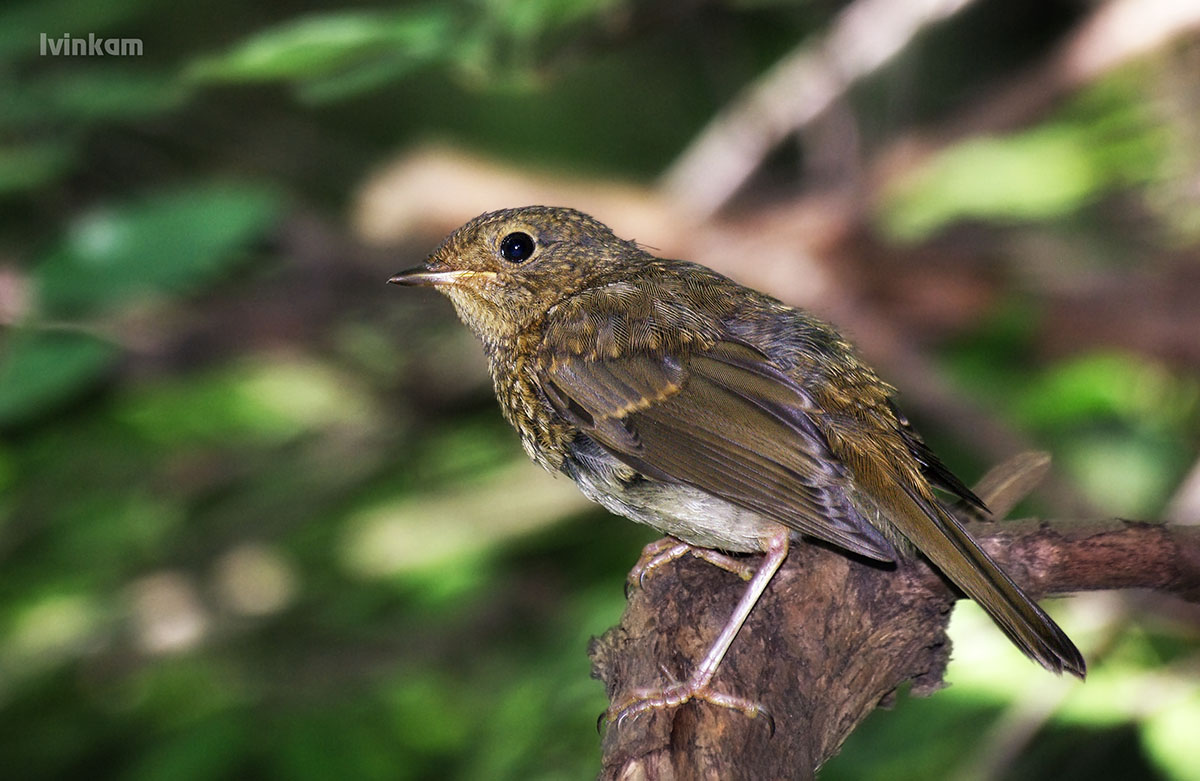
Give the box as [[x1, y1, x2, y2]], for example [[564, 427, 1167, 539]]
[[1, 0, 1198, 778], [339, 460, 588, 578]]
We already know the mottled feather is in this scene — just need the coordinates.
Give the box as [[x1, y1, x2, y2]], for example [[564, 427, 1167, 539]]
[[389, 205, 1086, 679]]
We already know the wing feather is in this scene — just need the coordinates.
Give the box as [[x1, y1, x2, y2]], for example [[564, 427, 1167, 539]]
[[540, 338, 896, 561]]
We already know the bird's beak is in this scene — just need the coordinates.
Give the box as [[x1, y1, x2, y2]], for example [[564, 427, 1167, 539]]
[[387, 267, 495, 287]]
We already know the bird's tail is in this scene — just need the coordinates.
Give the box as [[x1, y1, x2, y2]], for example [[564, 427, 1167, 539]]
[[891, 478, 1086, 677]]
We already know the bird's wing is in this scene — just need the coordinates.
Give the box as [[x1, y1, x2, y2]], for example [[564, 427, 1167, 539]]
[[538, 334, 897, 561]]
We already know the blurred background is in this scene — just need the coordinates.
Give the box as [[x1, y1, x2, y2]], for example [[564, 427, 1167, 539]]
[[2, 0, 1199, 778]]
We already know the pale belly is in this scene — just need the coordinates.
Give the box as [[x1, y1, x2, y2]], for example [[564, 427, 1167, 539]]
[[567, 452, 783, 554]]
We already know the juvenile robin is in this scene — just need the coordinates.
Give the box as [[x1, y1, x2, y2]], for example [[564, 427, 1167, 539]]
[[389, 206, 1084, 724]]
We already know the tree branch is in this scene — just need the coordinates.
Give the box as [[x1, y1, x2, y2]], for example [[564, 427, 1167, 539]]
[[591, 513, 1200, 779]]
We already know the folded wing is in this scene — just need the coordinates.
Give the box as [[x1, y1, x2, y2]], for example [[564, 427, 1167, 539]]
[[539, 337, 897, 561]]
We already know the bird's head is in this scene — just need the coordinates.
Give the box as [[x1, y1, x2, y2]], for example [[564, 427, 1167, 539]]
[[389, 206, 639, 348]]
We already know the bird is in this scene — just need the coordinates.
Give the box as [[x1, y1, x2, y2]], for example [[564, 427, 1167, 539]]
[[388, 205, 1085, 724]]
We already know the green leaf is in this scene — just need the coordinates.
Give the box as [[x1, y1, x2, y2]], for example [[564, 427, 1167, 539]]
[[35, 183, 282, 315], [0, 328, 118, 426], [880, 126, 1100, 241], [296, 53, 435, 104], [1142, 692, 1200, 781], [1013, 353, 1191, 429], [117, 359, 376, 446], [0, 141, 77, 194], [188, 8, 454, 88], [877, 74, 1166, 242], [2, 69, 185, 135], [125, 715, 249, 781], [44, 68, 185, 123]]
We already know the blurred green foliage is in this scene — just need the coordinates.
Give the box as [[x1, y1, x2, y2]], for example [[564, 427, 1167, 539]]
[[1, 0, 1198, 779], [36, 184, 281, 316], [0, 329, 118, 425], [188, 8, 459, 101], [881, 74, 1169, 241]]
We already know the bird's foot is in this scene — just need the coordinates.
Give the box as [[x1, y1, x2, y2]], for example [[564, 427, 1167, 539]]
[[627, 538, 755, 594], [602, 666, 773, 734]]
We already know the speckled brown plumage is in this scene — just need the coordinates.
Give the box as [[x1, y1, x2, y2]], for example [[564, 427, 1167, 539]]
[[390, 205, 1085, 687]]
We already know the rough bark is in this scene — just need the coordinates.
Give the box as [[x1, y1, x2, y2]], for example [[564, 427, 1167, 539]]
[[590, 518, 1200, 780]]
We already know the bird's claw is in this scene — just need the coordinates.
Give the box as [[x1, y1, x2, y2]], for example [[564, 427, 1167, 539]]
[[626, 538, 756, 596], [626, 538, 692, 595], [600, 675, 773, 736]]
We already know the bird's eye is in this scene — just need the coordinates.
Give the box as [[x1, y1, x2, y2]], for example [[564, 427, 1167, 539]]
[[499, 232, 535, 263]]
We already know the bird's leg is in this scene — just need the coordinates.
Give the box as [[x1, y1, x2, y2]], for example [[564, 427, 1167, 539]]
[[627, 537, 756, 593], [608, 529, 789, 729]]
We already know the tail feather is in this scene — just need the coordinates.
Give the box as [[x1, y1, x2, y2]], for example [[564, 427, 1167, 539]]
[[891, 480, 1085, 677]]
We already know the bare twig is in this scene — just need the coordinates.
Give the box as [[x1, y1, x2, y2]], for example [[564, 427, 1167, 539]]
[[971, 451, 1052, 520], [665, 0, 1200, 220], [871, 0, 1200, 189], [662, 0, 977, 218]]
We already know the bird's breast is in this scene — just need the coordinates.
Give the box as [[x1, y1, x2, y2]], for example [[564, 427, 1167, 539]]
[[488, 341, 575, 473]]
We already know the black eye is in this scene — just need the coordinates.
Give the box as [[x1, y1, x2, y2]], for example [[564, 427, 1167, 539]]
[[499, 232, 535, 263]]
